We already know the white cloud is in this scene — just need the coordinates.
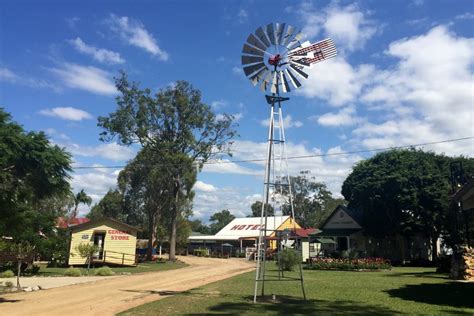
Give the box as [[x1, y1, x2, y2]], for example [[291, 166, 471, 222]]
[[298, 2, 377, 52], [297, 58, 375, 106], [216, 112, 243, 122], [58, 141, 136, 162], [260, 115, 303, 128], [107, 14, 168, 60], [357, 25, 474, 156], [50, 62, 117, 95], [69, 37, 125, 64], [237, 9, 248, 24], [232, 66, 244, 76], [211, 100, 228, 109], [313, 105, 362, 127], [39, 107, 93, 121], [0, 67, 60, 91], [194, 180, 217, 192], [455, 13, 474, 20]]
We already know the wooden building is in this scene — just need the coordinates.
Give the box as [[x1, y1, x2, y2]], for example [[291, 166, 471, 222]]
[[68, 218, 139, 266]]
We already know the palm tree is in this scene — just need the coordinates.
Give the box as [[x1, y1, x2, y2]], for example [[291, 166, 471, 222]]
[[71, 189, 92, 218]]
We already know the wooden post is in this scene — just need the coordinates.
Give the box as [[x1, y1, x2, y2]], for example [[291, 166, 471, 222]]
[[122, 253, 125, 265]]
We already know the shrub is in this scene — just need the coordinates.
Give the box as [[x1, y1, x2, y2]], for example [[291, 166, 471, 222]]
[[5, 281, 14, 288], [193, 248, 209, 257], [277, 248, 301, 271], [94, 266, 114, 276], [1, 270, 15, 278], [64, 267, 82, 277], [25, 264, 40, 275]]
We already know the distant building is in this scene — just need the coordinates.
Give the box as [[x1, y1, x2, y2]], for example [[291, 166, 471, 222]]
[[188, 216, 300, 256], [68, 218, 139, 266]]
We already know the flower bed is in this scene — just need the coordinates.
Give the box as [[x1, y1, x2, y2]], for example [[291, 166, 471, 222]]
[[304, 258, 391, 271]]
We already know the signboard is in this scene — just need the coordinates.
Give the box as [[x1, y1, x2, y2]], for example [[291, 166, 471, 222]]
[[108, 229, 130, 240]]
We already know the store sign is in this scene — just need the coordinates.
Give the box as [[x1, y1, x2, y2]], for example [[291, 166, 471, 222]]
[[108, 229, 131, 240]]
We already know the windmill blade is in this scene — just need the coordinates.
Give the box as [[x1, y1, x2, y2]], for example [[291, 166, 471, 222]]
[[280, 71, 290, 93], [259, 70, 273, 92], [241, 55, 264, 66], [242, 43, 265, 57], [286, 32, 303, 50], [285, 68, 302, 89], [266, 23, 277, 45], [246, 33, 267, 52], [275, 23, 285, 45], [255, 26, 271, 47], [250, 68, 269, 86], [289, 38, 336, 57], [243, 62, 266, 77], [290, 64, 309, 79], [269, 71, 278, 94], [290, 58, 310, 67], [281, 25, 296, 46]]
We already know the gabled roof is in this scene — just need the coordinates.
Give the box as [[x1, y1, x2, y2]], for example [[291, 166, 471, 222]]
[[69, 217, 140, 232], [295, 228, 320, 238], [319, 205, 363, 229]]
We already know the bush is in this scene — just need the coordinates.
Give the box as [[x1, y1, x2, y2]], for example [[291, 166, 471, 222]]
[[25, 264, 40, 275], [1, 270, 15, 278], [4, 281, 14, 288], [277, 248, 301, 271], [94, 266, 114, 276], [193, 248, 209, 257], [64, 267, 82, 277]]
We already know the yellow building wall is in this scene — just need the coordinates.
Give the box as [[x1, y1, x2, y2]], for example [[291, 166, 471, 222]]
[[268, 217, 302, 249], [69, 221, 137, 266]]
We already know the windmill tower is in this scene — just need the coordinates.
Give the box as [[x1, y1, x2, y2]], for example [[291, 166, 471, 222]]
[[240, 22, 337, 303]]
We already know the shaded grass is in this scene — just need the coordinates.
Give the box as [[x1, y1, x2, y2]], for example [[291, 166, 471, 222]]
[[36, 261, 187, 276], [120, 265, 474, 316]]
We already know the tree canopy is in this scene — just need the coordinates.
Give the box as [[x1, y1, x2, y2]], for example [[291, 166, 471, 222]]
[[342, 149, 474, 259], [209, 209, 235, 234], [249, 201, 274, 217], [98, 74, 236, 260], [0, 108, 72, 241]]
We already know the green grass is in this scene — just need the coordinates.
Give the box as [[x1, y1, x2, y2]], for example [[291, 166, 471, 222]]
[[120, 264, 474, 316], [36, 261, 187, 276]]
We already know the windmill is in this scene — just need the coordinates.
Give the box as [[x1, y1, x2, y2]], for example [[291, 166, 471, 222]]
[[241, 22, 337, 303]]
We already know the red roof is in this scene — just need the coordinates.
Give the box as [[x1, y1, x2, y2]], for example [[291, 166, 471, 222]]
[[56, 217, 90, 229], [295, 228, 319, 237]]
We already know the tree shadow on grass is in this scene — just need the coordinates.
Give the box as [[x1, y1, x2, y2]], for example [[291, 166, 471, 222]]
[[386, 271, 449, 280], [386, 282, 474, 309], [186, 295, 403, 316]]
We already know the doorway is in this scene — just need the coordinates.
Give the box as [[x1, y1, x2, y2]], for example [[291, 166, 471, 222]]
[[93, 233, 105, 259]]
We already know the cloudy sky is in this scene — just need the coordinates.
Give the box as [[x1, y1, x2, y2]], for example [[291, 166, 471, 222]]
[[1, 0, 473, 221]]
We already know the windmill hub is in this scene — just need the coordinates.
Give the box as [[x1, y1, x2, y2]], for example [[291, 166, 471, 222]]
[[268, 54, 281, 66]]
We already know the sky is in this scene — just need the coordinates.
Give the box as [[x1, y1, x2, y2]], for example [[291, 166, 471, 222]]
[[1, 0, 473, 222]]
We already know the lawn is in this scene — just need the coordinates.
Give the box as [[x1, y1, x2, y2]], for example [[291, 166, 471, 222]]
[[35, 260, 187, 276], [120, 264, 474, 315]]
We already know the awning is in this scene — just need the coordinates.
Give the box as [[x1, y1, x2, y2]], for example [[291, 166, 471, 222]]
[[313, 237, 336, 244]]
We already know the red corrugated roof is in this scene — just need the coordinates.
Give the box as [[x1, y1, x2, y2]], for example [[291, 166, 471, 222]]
[[56, 217, 90, 229], [295, 228, 318, 237]]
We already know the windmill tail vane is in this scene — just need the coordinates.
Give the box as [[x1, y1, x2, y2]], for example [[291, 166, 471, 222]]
[[241, 22, 337, 303]]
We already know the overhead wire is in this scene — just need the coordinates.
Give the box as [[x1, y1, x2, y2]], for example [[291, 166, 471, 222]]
[[72, 136, 474, 170]]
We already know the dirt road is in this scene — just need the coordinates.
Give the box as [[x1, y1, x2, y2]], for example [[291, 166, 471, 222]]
[[0, 256, 255, 316]]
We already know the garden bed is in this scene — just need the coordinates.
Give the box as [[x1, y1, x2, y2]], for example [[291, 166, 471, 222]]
[[304, 258, 391, 271]]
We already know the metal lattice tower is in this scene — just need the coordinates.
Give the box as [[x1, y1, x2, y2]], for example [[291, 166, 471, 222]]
[[240, 22, 337, 303]]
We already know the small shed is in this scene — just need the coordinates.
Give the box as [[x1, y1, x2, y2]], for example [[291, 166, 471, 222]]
[[68, 218, 139, 266]]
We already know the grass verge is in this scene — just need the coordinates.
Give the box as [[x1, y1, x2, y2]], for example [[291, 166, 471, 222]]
[[36, 261, 187, 276], [120, 265, 474, 315]]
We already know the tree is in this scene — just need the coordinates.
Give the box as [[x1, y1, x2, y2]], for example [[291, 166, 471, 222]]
[[87, 189, 125, 221], [8, 242, 35, 289], [281, 171, 341, 228], [189, 219, 211, 235], [341, 149, 474, 261], [209, 209, 235, 234], [98, 73, 236, 261], [71, 189, 92, 218], [249, 201, 274, 217], [0, 108, 72, 243], [75, 243, 99, 274]]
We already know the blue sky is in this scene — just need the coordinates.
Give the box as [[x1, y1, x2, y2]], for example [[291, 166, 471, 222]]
[[1, 0, 473, 221]]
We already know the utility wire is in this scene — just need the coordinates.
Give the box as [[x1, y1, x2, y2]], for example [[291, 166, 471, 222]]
[[73, 136, 474, 170]]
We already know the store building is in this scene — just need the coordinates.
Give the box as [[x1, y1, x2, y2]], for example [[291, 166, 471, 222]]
[[68, 218, 139, 266]]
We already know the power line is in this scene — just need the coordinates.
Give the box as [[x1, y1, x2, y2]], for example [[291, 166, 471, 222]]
[[73, 136, 474, 170]]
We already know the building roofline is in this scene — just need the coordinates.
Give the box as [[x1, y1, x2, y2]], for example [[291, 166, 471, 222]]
[[69, 217, 141, 232]]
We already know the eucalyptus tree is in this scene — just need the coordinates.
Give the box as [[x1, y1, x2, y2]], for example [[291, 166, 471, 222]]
[[98, 73, 236, 260]]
